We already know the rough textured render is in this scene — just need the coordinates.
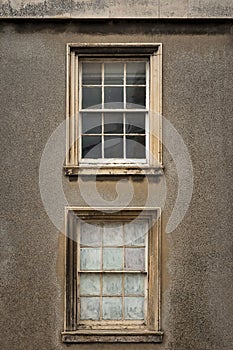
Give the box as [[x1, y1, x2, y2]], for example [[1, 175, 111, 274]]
[[0, 0, 233, 18]]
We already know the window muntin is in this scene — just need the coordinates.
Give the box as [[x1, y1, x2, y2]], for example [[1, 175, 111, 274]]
[[79, 59, 149, 163], [78, 220, 148, 324]]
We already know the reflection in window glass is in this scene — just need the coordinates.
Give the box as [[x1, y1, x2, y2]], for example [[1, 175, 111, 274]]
[[104, 63, 124, 85], [82, 136, 101, 158], [82, 63, 102, 85], [104, 136, 123, 158], [126, 62, 146, 85]]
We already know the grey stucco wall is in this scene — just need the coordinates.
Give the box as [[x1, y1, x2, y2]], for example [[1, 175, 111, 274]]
[[0, 0, 233, 18], [1, 19, 233, 350]]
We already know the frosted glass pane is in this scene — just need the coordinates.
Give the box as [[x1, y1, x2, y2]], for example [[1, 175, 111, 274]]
[[125, 248, 145, 271], [104, 63, 124, 85], [124, 221, 147, 246], [82, 136, 101, 159], [104, 136, 123, 158], [80, 297, 100, 320], [80, 222, 101, 246], [103, 223, 123, 246], [126, 87, 146, 109], [82, 87, 102, 109], [126, 136, 145, 159], [82, 113, 102, 134], [125, 113, 145, 134], [80, 274, 100, 296], [126, 62, 146, 85], [82, 63, 102, 85], [124, 297, 144, 319], [104, 113, 123, 134], [124, 274, 144, 296], [104, 87, 123, 109], [80, 248, 101, 270], [102, 274, 122, 296], [102, 297, 122, 320], [103, 248, 123, 270]]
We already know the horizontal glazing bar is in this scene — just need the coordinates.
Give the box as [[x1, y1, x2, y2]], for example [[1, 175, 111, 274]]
[[81, 134, 146, 137], [78, 271, 147, 274], [80, 109, 148, 112]]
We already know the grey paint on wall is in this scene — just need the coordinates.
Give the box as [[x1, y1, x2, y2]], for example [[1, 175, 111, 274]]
[[0, 0, 233, 18]]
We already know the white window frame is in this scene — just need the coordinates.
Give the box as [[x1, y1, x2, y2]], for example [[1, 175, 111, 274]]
[[62, 207, 163, 343], [65, 43, 163, 176]]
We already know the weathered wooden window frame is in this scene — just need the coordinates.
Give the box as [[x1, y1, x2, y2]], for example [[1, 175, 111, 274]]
[[64, 43, 163, 176], [62, 207, 163, 343]]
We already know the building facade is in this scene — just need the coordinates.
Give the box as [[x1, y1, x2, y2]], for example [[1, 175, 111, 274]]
[[1, 1, 233, 350]]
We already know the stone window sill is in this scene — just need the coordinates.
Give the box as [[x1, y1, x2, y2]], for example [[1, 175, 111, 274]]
[[64, 165, 164, 176], [62, 330, 163, 343]]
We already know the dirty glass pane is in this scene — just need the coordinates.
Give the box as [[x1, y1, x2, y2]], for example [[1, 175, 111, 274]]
[[103, 248, 123, 270], [102, 297, 122, 320], [82, 87, 102, 109], [125, 113, 145, 134], [82, 63, 102, 85], [104, 136, 123, 158], [80, 248, 101, 270], [104, 87, 123, 109], [104, 113, 123, 134], [102, 274, 122, 296], [126, 136, 145, 159], [82, 113, 102, 134], [124, 274, 144, 296], [80, 297, 100, 320], [80, 273, 101, 296], [103, 222, 123, 246], [126, 62, 146, 85], [124, 221, 147, 246], [82, 136, 101, 158], [125, 248, 145, 271], [104, 63, 124, 85], [126, 87, 146, 109], [124, 297, 144, 319], [80, 222, 101, 247]]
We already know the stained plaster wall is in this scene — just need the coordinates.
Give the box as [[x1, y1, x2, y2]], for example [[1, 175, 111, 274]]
[[0, 0, 233, 18], [1, 19, 233, 350]]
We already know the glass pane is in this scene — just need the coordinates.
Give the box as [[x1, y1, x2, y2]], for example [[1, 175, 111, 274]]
[[103, 222, 123, 246], [82, 113, 102, 134], [124, 221, 147, 246], [103, 248, 123, 270], [126, 136, 145, 159], [125, 113, 145, 134], [104, 87, 123, 109], [82, 136, 101, 158], [104, 136, 123, 158], [104, 113, 123, 134], [124, 297, 144, 319], [80, 297, 100, 320], [82, 63, 102, 85], [80, 273, 101, 296], [102, 297, 122, 320], [80, 248, 101, 270], [124, 274, 145, 296], [80, 222, 101, 247], [102, 274, 122, 296], [82, 87, 102, 109], [104, 63, 124, 85], [125, 248, 145, 271], [126, 87, 146, 109], [126, 62, 146, 85]]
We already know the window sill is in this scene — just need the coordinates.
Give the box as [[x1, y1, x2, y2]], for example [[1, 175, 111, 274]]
[[62, 330, 163, 343], [64, 165, 164, 176]]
